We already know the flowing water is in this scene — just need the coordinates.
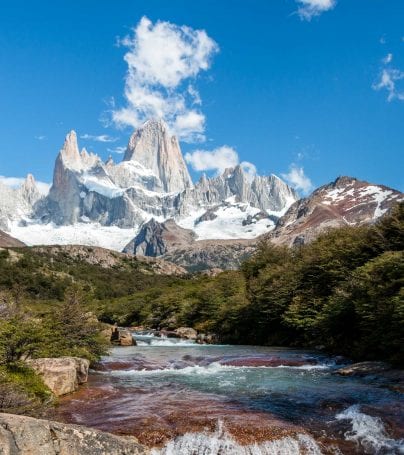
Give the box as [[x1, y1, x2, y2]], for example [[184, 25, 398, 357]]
[[55, 333, 404, 454]]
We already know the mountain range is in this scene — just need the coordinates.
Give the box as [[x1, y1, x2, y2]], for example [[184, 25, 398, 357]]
[[0, 118, 402, 270]]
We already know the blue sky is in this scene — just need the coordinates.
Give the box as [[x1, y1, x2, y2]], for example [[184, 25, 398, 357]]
[[0, 0, 403, 194]]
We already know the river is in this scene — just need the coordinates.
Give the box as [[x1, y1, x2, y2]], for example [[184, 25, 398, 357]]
[[55, 332, 404, 454]]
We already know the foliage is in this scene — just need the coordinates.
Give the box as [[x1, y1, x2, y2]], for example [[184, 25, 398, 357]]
[[241, 202, 404, 364]]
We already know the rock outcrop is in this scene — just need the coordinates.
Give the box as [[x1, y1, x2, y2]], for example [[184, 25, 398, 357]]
[[161, 238, 257, 272], [123, 218, 196, 256], [123, 218, 257, 271], [0, 413, 148, 454], [270, 176, 403, 246], [26, 357, 89, 397]]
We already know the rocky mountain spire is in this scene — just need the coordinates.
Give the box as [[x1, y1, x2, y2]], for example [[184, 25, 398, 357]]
[[59, 130, 82, 171], [20, 174, 41, 205], [123, 119, 193, 193]]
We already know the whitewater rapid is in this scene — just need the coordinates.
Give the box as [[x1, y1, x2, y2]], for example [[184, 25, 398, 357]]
[[55, 333, 404, 454]]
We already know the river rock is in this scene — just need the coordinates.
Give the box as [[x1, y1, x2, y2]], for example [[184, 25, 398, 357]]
[[335, 361, 391, 376], [108, 326, 136, 346], [119, 329, 135, 346], [0, 412, 148, 454], [26, 357, 89, 396], [197, 333, 218, 344], [175, 327, 197, 340]]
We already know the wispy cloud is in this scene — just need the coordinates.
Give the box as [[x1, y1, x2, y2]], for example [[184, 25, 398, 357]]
[[382, 53, 393, 64], [0, 176, 50, 195], [107, 146, 126, 154], [281, 164, 313, 195], [80, 134, 118, 143], [34, 135, 46, 141], [373, 65, 404, 102], [111, 16, 218, 143], [185, 146, 256, 180], [295, 0, 336, 21]]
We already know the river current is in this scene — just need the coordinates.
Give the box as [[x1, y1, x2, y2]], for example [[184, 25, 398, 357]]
[[55, 333, 404, 454]]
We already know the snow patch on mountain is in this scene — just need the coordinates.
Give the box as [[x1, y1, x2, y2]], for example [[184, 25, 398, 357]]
[[178, 199, 276, 240], [9, 221, 138, 251], [82, 174, 125, 199]]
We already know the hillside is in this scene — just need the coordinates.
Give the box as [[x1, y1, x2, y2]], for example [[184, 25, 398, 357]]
[[0, 230, 25, 248]]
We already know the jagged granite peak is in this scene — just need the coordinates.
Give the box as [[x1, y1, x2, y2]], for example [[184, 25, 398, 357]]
[[57, 132, 101, 173], [105, 155, 114, 166], [251, 174, 298, 213], [0, 174, 44, 230], [13, 121, 297, 246], [177, 165, 298, 217], [20, 174, 41, 205], [270, 176, 404, 246], [59, 130, 81, 170], [123, 118, 193, 193]]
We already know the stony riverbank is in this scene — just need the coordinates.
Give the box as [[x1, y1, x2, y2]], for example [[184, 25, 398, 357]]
[[0, 412, 149, 454]]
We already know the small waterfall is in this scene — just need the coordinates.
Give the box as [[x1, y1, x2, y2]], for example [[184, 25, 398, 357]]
[[336, 405, 404, 454], [152, 421, 323, 455]]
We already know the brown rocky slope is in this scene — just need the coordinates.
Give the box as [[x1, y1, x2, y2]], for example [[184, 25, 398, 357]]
[[0, 230, 25, 247], [269, 176, 403, 246]]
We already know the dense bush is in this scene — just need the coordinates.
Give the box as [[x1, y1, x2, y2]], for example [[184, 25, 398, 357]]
[[240, 203, 404, 364], [0, 285, 109, 414]]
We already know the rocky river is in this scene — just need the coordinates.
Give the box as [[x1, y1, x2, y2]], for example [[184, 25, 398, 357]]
[[54, 332, 404, 454]]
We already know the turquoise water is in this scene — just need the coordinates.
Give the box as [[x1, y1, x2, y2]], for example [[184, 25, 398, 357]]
[[57, 334, 404, 454]]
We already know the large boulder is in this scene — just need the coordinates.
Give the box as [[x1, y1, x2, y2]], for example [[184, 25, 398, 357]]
[[118, 329, 135, 346], [0, 412, 148, 454], [175, 327, 198, 340], [26, 357, 89, 397], [109, 326, 136, 346]]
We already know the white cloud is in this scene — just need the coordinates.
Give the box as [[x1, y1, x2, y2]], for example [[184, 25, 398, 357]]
[[112, 16, 218, 142], [296, 0, 336, 21], [373, 68, 404, 102], [187, 85, 202, 105], [34, 135, 46, 141], [80, 134, 118, 143], [185, 146, 256, 180], [0, 176, 50, 195], [382, 53, 393, 64], [173, 111, 206, 143], [240, 161, 257, 181], [281, 164, 313, 195], [107, 146, 126, 154]]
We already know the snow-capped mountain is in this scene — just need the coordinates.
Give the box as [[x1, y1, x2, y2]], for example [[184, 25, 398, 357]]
[[2, 119, 298, 249], [2, 119, 401, 264], [270, 176, 404, 246], [0, 174, 42, 231]]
